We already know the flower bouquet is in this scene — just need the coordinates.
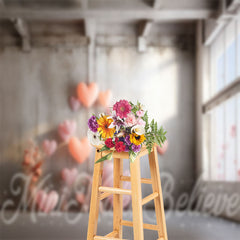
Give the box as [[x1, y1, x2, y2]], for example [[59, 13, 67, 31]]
[[87, 100, 167, 163]]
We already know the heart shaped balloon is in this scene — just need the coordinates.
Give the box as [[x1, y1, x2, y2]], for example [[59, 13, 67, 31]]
[[157, 140, 168, 155], [69, 96, 81, 112], [58, 120, 77, 142], [61, 168, 78, 186], [98, 90, 112, 108], [237, 170, 240, 181], [35, 190, 59, 213], [42, 140, 57, 156], [76, 192, 85, 204], [68, 137, 91, 163], [77, 82, 99, 108]]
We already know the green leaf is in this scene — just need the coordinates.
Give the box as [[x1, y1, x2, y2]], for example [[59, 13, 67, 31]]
[[129, 151, 138, 163], [95, 152, 113, 164], [98, 145, 110, 152]]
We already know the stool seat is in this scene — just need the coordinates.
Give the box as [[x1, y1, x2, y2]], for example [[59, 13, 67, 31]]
[[87, 146, 168, 240], [95, 144, 150, 159]]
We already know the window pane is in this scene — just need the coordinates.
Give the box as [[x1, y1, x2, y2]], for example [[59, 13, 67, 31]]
[[202, 113, 211, 180], [214, 105, 225, 180], [226, 40, 236, 84], [238, 11, 240, 76], [210, 31, 225, 96], [216, 53, 225, 91], [238, 34, 240, 76], [225, 21, 236, 84], [225, 97, 236, 181], [237, 94, 240, 181]]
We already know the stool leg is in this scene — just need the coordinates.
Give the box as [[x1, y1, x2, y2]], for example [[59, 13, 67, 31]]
[[87, 150, 104, 240], [130, 156, 144, 240], [113, 158, 123, 238], [149, 147, 168, 240]]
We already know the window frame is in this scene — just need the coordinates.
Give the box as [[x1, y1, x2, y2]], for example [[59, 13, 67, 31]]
[[202, 12, 240, 182]]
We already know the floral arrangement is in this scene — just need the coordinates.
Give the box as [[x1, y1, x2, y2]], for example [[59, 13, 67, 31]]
[[87, 100, 167, 163]]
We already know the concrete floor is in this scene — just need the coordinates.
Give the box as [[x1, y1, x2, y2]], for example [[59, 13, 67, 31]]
[[0, 210, 240, 240]]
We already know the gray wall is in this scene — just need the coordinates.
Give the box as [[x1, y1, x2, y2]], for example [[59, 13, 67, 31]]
[[0, 40, 195, 209]]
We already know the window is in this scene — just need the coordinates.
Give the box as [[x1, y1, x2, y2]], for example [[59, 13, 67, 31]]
[[203, 13, 240, 182], [226, 21, 236, 84]]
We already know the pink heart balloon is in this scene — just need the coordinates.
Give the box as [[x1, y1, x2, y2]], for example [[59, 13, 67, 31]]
[[157, 140, 169, 155], [237, 170, 240, 181], [77, 82, 99, 108], [68, 137, 91, 163], [98, 90, 112, 108], [42, 140, 57, 156], [35, 190, 59, 213], [61, 168, 78, 186], [58, 120, 77, 142], [69, 96, 81, 112], [76, 192, 85, 204]]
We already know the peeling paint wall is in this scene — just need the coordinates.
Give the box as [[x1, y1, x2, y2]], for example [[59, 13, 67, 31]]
[[0, 42, 195, 208]]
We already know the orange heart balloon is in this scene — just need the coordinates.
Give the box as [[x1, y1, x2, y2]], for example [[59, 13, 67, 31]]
[[77, 82, 99, 108], [98, 90, 112, 108], [68, 137, 91, 163]]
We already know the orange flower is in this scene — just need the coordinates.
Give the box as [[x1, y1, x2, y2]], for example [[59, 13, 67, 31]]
[[97, 115, 115, 139]]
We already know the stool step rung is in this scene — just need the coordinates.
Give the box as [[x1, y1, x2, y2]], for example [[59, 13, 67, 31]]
[[99, 192, 112, 200], [142, 192, 159, 205], [121, 220, 159, 231], [120, 176, 152, 184], [94, 236, 126, 240], [99, 186, 132, 195], [104, 230, 118, 237]]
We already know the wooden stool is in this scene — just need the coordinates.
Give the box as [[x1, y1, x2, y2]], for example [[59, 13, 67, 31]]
[[87, 145, 168, 240]]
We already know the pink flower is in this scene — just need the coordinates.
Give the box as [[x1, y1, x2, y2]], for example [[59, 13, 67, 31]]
[[125, 113, 137, 127], [113, 100, 131, 119], [137, 118, 146, 127], [136, 110, 144, 117]]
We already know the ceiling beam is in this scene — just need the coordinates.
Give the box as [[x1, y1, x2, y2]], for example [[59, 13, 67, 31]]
[[153, 0, 162, 9], [0, 8, 214, 21], [137, 20, 153, 52], [204, 0, 240, 45], [81, 0, 88, 10], [138, 20, 153, 37], [227, 0, 240, 11], [13, 18, 31, 52]]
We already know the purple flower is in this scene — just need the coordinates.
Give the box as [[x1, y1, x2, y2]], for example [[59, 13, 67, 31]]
[[124, 145, 130, 152], [88, 116, 98, 132], [132, 144, 141, 153], [125, 135, 131, 146], [113, 115, 124, 127]]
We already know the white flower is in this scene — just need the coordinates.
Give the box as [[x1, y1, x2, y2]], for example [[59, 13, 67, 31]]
[[131, 125, 145, 135], [112, 110, 117, 117], [99, 113, 105, 118], [87, 130, 103, 146]]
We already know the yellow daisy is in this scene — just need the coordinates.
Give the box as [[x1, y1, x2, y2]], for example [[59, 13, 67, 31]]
[[129, 133, 146, 145], [97, 115, 115, 139]]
